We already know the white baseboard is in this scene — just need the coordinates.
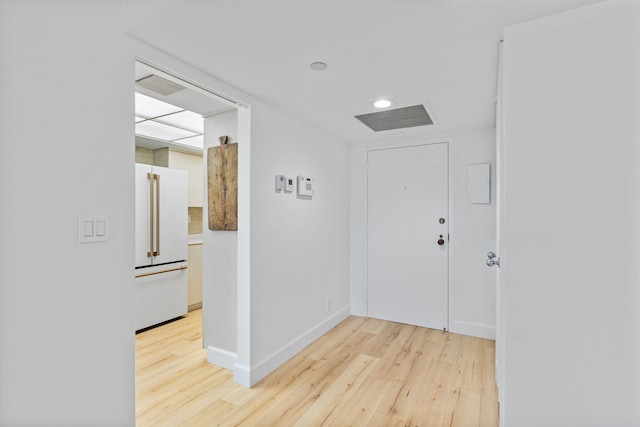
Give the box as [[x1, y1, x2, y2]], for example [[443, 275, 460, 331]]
[[451, 320, 495, 340], [206, 346, 237, 372], [233, 363, 251, 388], [247, 306, 351, 387]]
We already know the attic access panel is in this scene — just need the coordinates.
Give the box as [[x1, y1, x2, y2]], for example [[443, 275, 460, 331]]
[[355, 104, 434, 132]]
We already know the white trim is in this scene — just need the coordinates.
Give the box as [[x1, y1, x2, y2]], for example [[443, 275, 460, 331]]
[[206, 346, 238, 372], [135, 58, 245, 109], [236, 105, 252, 383], [451, 320, 496, 340], [233, 363, 251, 388], [446, 137, 455, 333], [245, 306, 351, 387], [362, 151, 369, 319], [420, 100, 440, 126], [362, 137, 449, 152]]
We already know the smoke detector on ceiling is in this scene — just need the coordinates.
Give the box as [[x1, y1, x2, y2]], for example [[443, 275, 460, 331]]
[[136, 74, 186, 96], [354, 104, 435, 132], [309, 62, 328, 71]]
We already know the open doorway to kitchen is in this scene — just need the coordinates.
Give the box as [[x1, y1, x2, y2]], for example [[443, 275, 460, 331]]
[[133, 60, 233, 328], [132, 59, 249, 419]]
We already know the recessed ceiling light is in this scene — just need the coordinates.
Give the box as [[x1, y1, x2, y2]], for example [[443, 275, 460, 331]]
[[310, 62, 327, 71], [373, 99, 394, 109]]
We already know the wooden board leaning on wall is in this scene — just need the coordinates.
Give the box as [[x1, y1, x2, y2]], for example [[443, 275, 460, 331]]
[[207, 136, 238, 231]]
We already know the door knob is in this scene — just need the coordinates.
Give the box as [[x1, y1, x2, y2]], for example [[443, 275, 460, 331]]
[[486, 252, 501, 267], [486, 258, 500, 267], [438, 238, 445, 245]]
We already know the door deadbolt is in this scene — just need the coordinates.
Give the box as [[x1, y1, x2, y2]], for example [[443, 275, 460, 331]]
[[439, 218, 446, 224]]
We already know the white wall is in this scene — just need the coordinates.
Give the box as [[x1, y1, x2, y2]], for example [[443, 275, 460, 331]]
[[204, 98, 352, 386], [247, 101, 351, 383], [502, 1, 640, 425], [350, 129, 497, 339], [450, 131, 497, 338], [0, 1, 135, 425]]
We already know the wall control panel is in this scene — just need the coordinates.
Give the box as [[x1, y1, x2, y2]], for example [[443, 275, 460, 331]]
[[297, 175, 314, 197], [275, 175, 295, 193], [275, 174, 315, 198], [285, 177, 294, 192]]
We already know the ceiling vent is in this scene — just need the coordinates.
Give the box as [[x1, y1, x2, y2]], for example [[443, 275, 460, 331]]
[[354, 104, 434, 132], [136, 74, 186, 97]]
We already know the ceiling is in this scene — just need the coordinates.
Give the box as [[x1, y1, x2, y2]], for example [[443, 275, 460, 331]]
[[134, 61, 233, 153], [128, 0, 602, 144]]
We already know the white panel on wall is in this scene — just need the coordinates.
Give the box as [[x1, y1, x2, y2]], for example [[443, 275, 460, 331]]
[[501, 2, 640, 425], [0, 2, 134, 425], [467, 163, 490, 204]]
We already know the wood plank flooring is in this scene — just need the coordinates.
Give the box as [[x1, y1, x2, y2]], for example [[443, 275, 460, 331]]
[[136, 310, 498, 426]]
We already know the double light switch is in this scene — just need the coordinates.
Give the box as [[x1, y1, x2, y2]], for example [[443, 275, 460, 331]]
[[78, 216, 108, 243]]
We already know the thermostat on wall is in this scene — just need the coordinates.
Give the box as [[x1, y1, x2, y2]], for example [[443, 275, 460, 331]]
[[285, 177, 294, 193], [297, 175, 314, 197]]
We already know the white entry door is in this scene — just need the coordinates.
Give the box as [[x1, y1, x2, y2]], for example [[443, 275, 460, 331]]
[[367, 143, 448, 330]]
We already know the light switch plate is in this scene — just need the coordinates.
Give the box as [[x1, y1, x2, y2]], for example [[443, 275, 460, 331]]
[[78, 216, 109, 243]]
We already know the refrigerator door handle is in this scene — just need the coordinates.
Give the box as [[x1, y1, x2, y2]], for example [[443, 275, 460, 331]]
[[147, 172, 155, 257], [155, 173, 160, 257]]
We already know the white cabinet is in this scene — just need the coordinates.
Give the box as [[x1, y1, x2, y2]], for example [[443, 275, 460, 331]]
[[167, 151, 203, 207]]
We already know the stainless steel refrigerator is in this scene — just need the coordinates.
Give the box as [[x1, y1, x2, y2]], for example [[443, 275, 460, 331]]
[[134, 163, 188, 331]]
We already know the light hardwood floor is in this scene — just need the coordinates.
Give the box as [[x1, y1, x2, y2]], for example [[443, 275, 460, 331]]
[[136, 310, 498, 426]]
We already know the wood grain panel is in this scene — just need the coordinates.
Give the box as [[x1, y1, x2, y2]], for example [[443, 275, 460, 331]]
[[207, 136, 238, 231]]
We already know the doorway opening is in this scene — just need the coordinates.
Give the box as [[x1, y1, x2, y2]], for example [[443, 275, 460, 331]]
[[133, 60, 236, 329], [132, 58, 249, 402]]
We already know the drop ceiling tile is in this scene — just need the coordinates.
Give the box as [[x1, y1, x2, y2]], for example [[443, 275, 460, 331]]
[[156, 110, 204, 133], [135, 92, 182, 118], [173, 135, 204, 149], [136, 120, 197, 141]]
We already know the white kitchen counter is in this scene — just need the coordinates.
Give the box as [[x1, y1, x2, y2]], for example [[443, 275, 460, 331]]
[[188, 234, 203, 245]]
